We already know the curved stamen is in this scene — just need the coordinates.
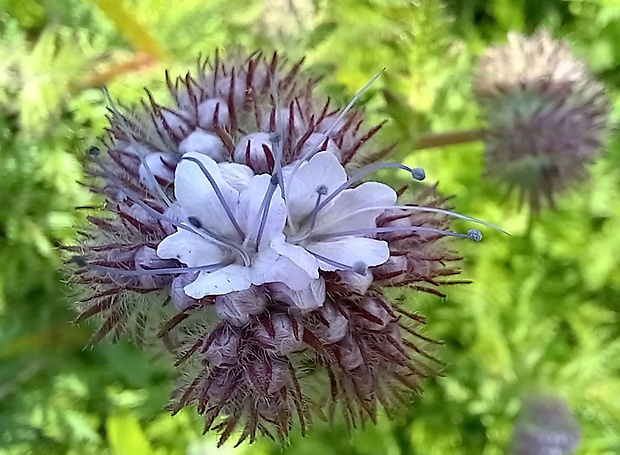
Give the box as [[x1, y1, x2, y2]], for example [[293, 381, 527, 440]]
[[103, 88, 173, 207], [309, 185, 328, 230], [307, 226, 483, 242], [305, 203, 508, 236], [270, 131, 287, 201], [84, 261, 230, 277], [302, 162, 425, 227], [91, 154, 251, 265], [180, 156, 244, 239], [284, 69, 385, 189], [252, 174, 279, 250], [306, 250, 368, 275]]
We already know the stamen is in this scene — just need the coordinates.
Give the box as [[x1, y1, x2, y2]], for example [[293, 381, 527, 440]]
[[103, 88, 173, 207], [284, 69, 385, 187], [308, 204, 508, 236], [84, 261, 230, 277], [306, 250, 369, 275], [468, 228, 482, 242], [307, 226, 484, 242], [411, 168, 426, 181], [304, 162, 426, 227], [180, 156, 244, 239], [309, 185, 328, 230], [250, 174, 279, 250]]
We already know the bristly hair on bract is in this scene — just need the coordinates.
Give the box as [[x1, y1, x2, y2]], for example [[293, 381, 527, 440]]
[[66, 49, 496, 446]]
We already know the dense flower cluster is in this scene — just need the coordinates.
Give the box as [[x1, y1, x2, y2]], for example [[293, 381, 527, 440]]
[[474, 30, 610, 211], [69, 51, 494, 445]]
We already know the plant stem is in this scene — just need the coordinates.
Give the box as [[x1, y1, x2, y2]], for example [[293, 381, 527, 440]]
[[415, 128, 486, 150]]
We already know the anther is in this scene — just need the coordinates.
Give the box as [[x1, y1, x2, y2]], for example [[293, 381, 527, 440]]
[[88, 146, 100, 156], [411, 167, 426, 181], [316, 184, 328, 196], [352, 261, 367, 275], [187, 216, 202, 229], [468, 228, 482, 242]]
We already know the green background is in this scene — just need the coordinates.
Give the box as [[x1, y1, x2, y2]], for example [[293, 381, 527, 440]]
[[1, 0, 619, 453]]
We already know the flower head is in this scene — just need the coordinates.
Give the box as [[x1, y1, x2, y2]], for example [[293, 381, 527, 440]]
[[474, 30, 610, 211], [69, 51, 496, 445], [511, 395, 581, 455]]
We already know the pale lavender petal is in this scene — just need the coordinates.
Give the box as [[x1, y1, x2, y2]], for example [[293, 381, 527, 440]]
[[284, 152, 347, 224], [312, 181, 397, 235], [251, 248, 313, 291], [183, 263, 253, 297], [156, 230, 226, 267], [271, 238, 320, 279], [218, 162, 255, 192]]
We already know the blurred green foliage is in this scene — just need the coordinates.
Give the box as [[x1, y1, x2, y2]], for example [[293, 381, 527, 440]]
[[1, 0, 619, 454]]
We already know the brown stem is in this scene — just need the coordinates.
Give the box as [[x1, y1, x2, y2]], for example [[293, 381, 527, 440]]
[[415, 128, 486, 150]]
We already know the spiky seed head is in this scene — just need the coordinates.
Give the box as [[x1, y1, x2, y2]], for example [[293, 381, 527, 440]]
[[474, 30, 610, 211]]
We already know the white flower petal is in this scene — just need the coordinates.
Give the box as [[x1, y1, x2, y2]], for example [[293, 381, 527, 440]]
[[184, 264, 253, 297], [271, 237, 320, 279], [157, 229, 226, 267], [284, 152, 347, 224], [218, 162, 255, 192], [306, 237, 390, 271], [251, 248, 314, 291], [174, 152, 241, 238], [312, 181, 397, 236]]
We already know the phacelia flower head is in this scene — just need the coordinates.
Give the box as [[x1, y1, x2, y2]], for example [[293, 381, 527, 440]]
[[474, 30, 610, 211], [69, 50, 498, 445], [511, 395, 581, 455]]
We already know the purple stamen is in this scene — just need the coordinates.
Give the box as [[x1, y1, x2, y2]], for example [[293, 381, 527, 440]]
[[252, 174, 279, 250], [180, 156, 244, 239], [284, 69, 385, 187], [85, 261, 230, 277], [307, 226, 483, 242], [311, 204, 508, 235], [303, 162, 426, 227], [309, 185, 328, 230]]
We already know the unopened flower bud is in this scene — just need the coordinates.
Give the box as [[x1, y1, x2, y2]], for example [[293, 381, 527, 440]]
[[475, 30, 610, 211]]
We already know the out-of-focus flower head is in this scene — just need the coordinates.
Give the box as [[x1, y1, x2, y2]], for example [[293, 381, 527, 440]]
[[511, 395, 581, 455], [68, 50, 498, 445], [474, 30, 610, 212]]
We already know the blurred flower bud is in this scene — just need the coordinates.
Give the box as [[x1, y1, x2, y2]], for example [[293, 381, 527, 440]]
[[474, 30, 610, 211], [512, 395, 581, 455]]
